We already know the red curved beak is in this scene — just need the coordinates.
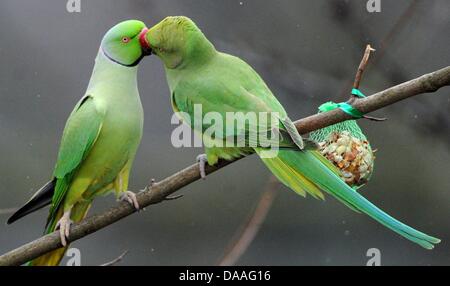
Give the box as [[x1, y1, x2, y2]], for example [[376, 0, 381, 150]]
[[139, 27, 152, 56]]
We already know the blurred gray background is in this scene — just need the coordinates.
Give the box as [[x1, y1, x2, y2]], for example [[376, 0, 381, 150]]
[[0, 0, 449, 265]]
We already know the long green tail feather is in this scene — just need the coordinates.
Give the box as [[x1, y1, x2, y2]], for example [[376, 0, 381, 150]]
[[257, 148, 440, 249]]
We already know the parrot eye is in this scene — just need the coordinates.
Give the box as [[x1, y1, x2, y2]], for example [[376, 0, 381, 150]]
[[121, 37, 130, 43]]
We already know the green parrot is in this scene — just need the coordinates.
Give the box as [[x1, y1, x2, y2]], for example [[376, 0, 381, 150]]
[[7, 20, 152, 265], [144, 16, 440, 249]]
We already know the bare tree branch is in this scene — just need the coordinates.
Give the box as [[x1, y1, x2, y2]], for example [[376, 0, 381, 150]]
[[294, 66, 450, 134], [100, 250, 129, 266], [218, 177, 279, 266], [338, 0, 420, 99], [350, 45, 386, 122], [0, 66, 449, 266], [218, 45, 380, 265], [0, 208, 17, 216]]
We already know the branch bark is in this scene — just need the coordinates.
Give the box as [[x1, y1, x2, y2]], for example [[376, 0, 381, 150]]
[[0, 66, 449, 266], [218, 177, 279, 266]]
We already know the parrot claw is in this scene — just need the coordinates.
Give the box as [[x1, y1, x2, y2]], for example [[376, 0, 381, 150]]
[[119, 191, 140, 211], [196, 154, 208, 179], [55, 210, 73, 247]]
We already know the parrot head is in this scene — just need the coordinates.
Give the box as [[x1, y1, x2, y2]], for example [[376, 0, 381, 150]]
[[145, 16, 215, 69], [101, 19, 152, 67]]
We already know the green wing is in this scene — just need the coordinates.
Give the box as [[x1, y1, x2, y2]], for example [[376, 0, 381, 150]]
[[47, 95, 104, 225], [172, 54, 304, 149]]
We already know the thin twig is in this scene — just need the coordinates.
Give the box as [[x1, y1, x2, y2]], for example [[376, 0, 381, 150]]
[[218, 177, 279, 266], [376, 0, 420, 65], [353, 44, 375, 90], [0, 66, 449, 266], [100, 250, 128, 266], [362, 115, 387, 122], [164, 194, 184, 201]]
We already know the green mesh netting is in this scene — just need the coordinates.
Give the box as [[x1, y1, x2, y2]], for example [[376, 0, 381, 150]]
[[309, 101, 368, 143]]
